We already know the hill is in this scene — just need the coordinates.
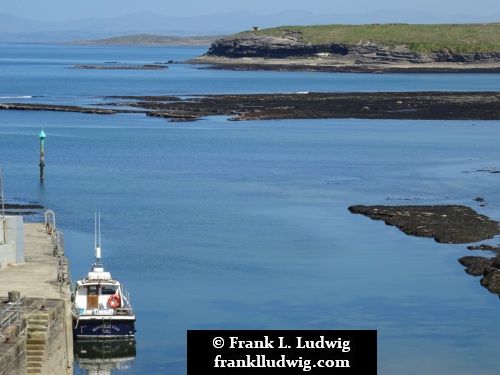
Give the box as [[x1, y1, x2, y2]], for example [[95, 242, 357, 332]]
[[72, 34, 218, 46]]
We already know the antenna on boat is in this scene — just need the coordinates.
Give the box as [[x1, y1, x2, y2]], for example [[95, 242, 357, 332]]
[[94, 212, 102, 267]]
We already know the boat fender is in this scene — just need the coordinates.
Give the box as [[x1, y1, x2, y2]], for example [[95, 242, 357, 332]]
[[108, 294, 121, 308]]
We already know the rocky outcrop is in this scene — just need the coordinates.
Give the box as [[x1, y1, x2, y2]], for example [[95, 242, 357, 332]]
[[207, 32, 350, 59], [459, 254, 500, 295], [348, 205, 500, 244], [458, 256, 493, 276], [204, 32, 500, 66], [348, 204, 500, 296], [480, 258, 500, 294]]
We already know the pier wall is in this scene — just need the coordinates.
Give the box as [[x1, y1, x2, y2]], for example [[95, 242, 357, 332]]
[[26, 299, 71, 375], [1, 299, 71, 375], [0, 220, 72, 375], [0, 335, 26, 375]]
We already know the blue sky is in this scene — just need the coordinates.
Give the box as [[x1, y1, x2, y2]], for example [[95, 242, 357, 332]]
[[3, 0, 500, 22]]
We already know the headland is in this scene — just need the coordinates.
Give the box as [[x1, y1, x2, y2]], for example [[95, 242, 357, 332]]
[[188, 23, 500, 73]]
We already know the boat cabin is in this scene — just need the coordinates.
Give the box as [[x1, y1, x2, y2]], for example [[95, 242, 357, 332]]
[[73, 268, 129, 316]]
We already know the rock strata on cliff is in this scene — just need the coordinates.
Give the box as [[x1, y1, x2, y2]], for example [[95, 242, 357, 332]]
[[207, 32, 421, 62], [193, 31, 500, 72]]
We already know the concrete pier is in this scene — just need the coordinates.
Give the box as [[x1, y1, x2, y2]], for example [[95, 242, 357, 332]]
[[0, 222, 73, 375]]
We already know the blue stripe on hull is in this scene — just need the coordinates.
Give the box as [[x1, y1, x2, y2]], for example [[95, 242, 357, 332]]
[[73, 318, 136, 339]]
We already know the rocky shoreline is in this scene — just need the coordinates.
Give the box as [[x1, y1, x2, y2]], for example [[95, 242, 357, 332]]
[[189, 55, 500, 74], [2, 91, 498, 121], [349, 204, 500, 296]]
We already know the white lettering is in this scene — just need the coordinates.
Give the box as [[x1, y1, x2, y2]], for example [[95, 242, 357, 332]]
[[296, 336, 350, 352], [229, 336, 274, 349]]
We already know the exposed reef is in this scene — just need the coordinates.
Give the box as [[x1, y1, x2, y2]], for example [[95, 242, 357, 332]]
[[2, 203, 45, 216], [0, 103, 118, 114], [72, 64, 168, 70], [348, 203, 500, 296], [459, 253, 500, 295], [348, 205, 500, 244], [1, 91, 499, 121]]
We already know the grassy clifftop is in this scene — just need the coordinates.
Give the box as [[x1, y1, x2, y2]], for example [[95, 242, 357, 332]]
[[235, 24, 500, 53]]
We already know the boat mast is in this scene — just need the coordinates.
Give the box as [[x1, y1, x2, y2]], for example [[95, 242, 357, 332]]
[[93, 212, 103, 270]]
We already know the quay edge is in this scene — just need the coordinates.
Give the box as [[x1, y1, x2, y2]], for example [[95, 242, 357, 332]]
[[0, 217, 73, 375]]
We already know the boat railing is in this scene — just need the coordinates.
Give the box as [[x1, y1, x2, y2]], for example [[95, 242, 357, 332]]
[[116, 307, 134, 316], [119, 284, 134, 311]]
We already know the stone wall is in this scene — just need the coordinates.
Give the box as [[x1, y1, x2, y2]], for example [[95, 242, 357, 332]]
[[0, 298, 72, 375], [26, 299, 72, 375], [0, 336, 26, 375]]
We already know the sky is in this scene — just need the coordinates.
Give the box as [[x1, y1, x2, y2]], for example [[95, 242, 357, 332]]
[[2, 0, 500, 22]]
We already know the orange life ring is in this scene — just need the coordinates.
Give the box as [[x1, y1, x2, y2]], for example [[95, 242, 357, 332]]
[[108, 294, 121, 308]]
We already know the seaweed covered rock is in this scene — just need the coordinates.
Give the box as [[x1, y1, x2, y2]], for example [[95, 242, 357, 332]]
[[480, 262, 500, 294], [458, 253, 500, 295], [458, 256, 492, 276], [348, 205, 500, 244]]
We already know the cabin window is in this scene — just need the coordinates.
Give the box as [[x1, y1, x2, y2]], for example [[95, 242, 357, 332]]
[[101, 286, 117, 295], [88, 285, 98, 295]]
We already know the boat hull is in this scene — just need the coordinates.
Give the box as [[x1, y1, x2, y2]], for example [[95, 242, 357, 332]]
[[73, 316, 136, 339]]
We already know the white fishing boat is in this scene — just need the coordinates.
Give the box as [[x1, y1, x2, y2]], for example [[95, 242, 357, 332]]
[[71, 214, 136, 339]]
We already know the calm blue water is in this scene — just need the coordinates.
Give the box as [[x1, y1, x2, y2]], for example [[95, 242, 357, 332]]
[[1, 44, 500, 374]]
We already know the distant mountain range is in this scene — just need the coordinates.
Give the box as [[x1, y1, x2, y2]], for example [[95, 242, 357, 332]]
[[0, 10, 499, 43]]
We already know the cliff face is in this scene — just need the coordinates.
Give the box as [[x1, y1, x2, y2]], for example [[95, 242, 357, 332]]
[[206, 32, 500, 65], [207, 32, 350, 58]]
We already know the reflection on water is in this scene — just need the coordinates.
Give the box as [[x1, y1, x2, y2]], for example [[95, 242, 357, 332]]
[[74, 339, 136, 375]]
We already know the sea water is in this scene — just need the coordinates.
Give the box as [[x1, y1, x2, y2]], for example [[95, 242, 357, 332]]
[[1, 44, 500, 374]]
